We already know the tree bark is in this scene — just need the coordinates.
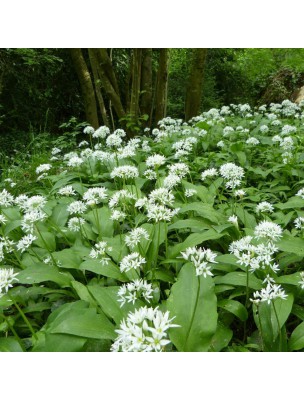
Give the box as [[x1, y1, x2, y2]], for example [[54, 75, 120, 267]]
[[69, 48, 99, 128], [88, 49, 110, 127], [185, 48, 207, 121], [140, 48, 153, 124], [130, 49, 142, 119], [155, 49, 169, 124], [91, 49, 126, 121]]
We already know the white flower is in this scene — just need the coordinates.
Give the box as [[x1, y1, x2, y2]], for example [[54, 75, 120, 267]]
[[67, 156, 84, 168], [21, 195, 47, 212], [89, 241, 112, 265], [0, 215, 7, 224], [259, 125, 269, 133], [84, 126, 95, 135], [298, 272, 304, 289], [149, 188, 175, 206], [21, 209, 46, 233], [228, 215, 238, 227], [272, 135, 282, 143], [16, 234, 37, 253], [67, 201, 87, 215], [144, 169, 157, 180], [146, 154, 166, 168], [180, 246, 217, 277], [120, 252, 146, 273], [108, 190, 136, 209], [0, 189, 14, 207], [110, 210, 127, 221], [51, 147, 61, 155], [294, 217, 304, 230], [296, 188, 304, 200], [67, 217, 86, 232], [58, 185, 76, 196], [36, 164, 52, 174], [223, 126, 234, 137], [117, 279, 153, 307], [93, 126, 110, 139], [125, 227, 150, 249], [83, 187, 108, 206], [106, 133, 123, 148], [217, 140, 225, 148], [251, 283, 287, 305], [219, 163, 245, 189], [0, 268, 19, 293], [79, 140, 89, 147], [254, 221, 283, 242], [201, 168, 218, 181], [146, 204, 179, 222], [185, 189, 197, 198], [246, 137, 260, 145], [111, 306, 178, 352], [163, 174, 181, 189], [168, 163, 189, 177], [256, 202, 274, 214], [110, 165, 139, 180], [281, 125, 297, 135], [234, 189, 246, 198]]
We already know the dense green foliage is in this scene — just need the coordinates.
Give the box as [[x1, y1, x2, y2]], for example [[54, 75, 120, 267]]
[[1, 99, 304, 351]]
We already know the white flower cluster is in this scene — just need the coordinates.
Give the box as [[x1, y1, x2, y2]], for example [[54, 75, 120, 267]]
[[111, 306, 179, 352], [36, 164, 52, 174], [251, 282, 287, 305], [229, 236, 280, 273], [255, 201, 274, 214], [180, 246, 217, 277], [294, 217, 304, 230], [119, 252, 146, 273], [89, 241, 112, 265], [83, 187, 108, 206], [219, 162, 245, 189], [110, 165, 139, 180], [201, 168, 218, 181], [67, 201, 87, 215], [254, 220, 283, 242], [296, 188, 304, 200], [0, 268, 18, 296], [117, 279, 153, 307], [125, 227, 150, 249], [146, 154, 166, 168], [58, 185, 76, 196], [0, 189, 14, 207], [67, 217, 86, 232]]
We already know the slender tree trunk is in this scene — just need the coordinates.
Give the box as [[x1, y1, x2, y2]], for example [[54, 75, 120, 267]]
[[140, 48, 152, 125], [185, 48, 208, 121], [91, 49, 126, 121], [69, 48, 99, 128], [88, 49, 110, 127], [130, 49, 142, 119], [155, 49, 169, 124]]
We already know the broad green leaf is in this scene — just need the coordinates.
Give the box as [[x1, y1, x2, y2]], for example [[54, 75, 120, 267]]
[[44, 333, 87, 352], [277, 235, 304, 257], [168, 231, 225, 259], [17, 264, 72, 287], [276, 197, 304, 210], [218, 299, 248, 321], [50, 202, 70, 227], [0, 338, 24, 352], [53, 247, 85, 270], [289, 321, 304, 350], [179, 202, 225, 224], [80, 260, 127, 281], [276, 272, 302, 286], [71, 281, 97, 306], [89, 286, 144, 325], [214, 272, 263, 290], [4, 220, 21, 235], [168, 218, 211, 231], [85, 207, 114, 237], [45, 300, 115, 340], [210, 322, 233, 351], [167, 264, 218, 351], [35, 231, 56, 252], [182, 181, 214, 204]]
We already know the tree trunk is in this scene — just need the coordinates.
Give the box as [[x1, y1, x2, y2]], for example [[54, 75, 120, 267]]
[[155, 49, 169, 124], [69, 48, 99, 128], [130, 49, 142, 119], [185, 48, 207, 121], [140, 48, 152, 125], [88, 49, 110, 127], [91, 49, 126, 121]]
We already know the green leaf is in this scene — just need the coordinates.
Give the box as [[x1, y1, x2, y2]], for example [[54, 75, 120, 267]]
[[35, 231, 56, 252], [276, 197, 304, 210], [50, 202, 70, 227], [85, 207, 114, 237], [277, 235, 304, 257], [53, 247, 86, 270], [17, 264, 72, 287], [0, 337, 24, 352], [289, 321, 304, 350], [168, 231, 225, 259], [218, 299, 248, 321], [45, 300, 115, 340], [168, 218, 211, 231], [71, 281, 97, 306], [80, 260, 127, 281], [44, 333, 87, 352], [167, 264, 218, 351], [178, 202, 225, 223], [210, 322, 233, 351], [214, 272, 263, 290]]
